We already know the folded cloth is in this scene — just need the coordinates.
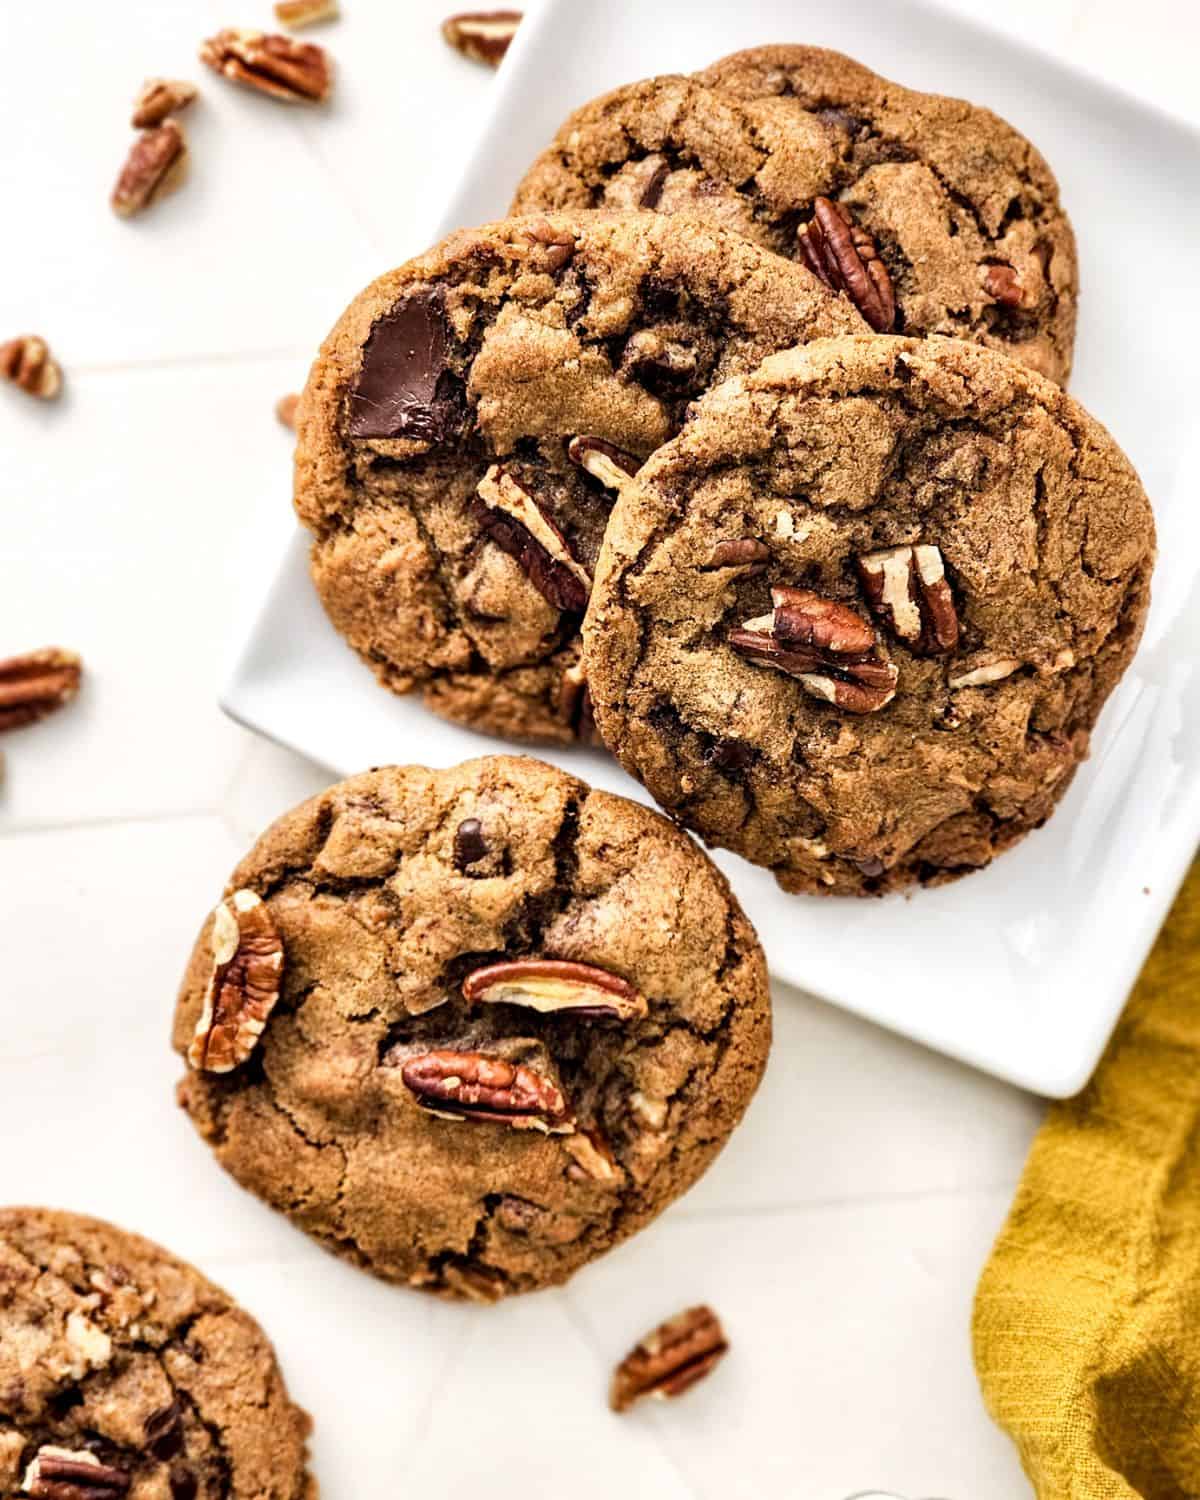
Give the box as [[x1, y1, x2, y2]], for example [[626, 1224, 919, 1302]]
[[974, 858, 1200, 1498]]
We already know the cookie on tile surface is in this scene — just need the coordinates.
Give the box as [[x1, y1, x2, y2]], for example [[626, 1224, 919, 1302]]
[[512, 48, 1077, 382], [173, 756, 771, 1298], [583, 335, 1154, 896], [294, 210, 865, 744], [0, 1207, 314, 1500]]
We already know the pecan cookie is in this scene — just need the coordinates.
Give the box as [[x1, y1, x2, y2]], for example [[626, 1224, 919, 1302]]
[[511, 48, 1077, 382], [294, 210, 864, 743], [172, 756, 771, 1298], [583, 336, 1154, 896], [0, 1208, 314, 1500]]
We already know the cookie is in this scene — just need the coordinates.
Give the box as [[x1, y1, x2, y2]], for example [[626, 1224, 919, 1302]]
[[583, 335, 1154, 896], [511, 48, 1077, 382], [294, 210, 865, 744], [172, 756, 771, 1298], [0, 1207, 314, 1500]]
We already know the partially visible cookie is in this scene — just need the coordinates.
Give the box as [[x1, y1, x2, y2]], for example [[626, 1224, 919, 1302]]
[[173, 756, 771, 1298], [294, 210, 865, 744], [511, 49, 1077, 382], [0, 1207, 314, 1500], [583, 336, 1154, 896]]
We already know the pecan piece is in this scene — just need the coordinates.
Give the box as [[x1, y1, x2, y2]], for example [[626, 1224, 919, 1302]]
[[856, 543, 959, 655], [131, 78, 197, 128], [22, 1448, 129, 1500], [566, 434, 640, 492], [610, 1306, 729, 1413], [984, 263, 1024, 307], [1, 336, 62, 399], [949, 655, 1022, 689], [729, 587, 898, 713], [111, 121, 188, 218], [199, 29, 332, 103], [798, 197, 896, 332], [700, 538, 770, 574], [516, 218, 574, 271], [275, 392, 299, 430], [441, 10, 522, 67], [188, 889, 284, 1072], [463, 958, 647, 1022], [274, 0, 339, 28], [400, 1049, 573, 1133], [564, 1128, 620, 1183], [0, 648, 81, 732], [474, 465, 590, 613]]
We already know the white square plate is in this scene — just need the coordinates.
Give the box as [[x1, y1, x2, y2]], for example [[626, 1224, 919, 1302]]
[[224, 0, 1200, 1097]]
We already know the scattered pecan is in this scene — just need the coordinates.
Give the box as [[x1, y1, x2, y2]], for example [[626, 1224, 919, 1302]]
[[22, 1448, 129, 1500], [617, 326, 700, 391], [729, 587, 898, 713], [441, 10, 522, 67], [610, 1306, 729, 1413], [798, 197, 895, 332], [0, 648, 81, 732], [452, 816, 489, 870], [463, 958, 647, 1022], [517, 218, 574, 271], [984, 263, 1024, 307], [949, 655, 1022, 689], [564, 1128, 620, 1183], [566, 434, 640, 491], [400, 1049, 574, 1133], [274, 0, 339, 28], [0, 336, 62, 399], [700, 538, 770, 574], [275, 393, 299, 430], [199, 29, 333, 103], [856, 543, 959, 654], [131, 78, 197, 128], [474, 465, 590, 613], [111, 121, 188, 218], [188, 889, 284, 1072]]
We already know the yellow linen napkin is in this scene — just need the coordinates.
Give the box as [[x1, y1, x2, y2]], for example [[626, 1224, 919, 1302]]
[[974, 858, 1200, 1498]]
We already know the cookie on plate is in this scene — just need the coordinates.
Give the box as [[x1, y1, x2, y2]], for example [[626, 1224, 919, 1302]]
[[0, 1207, 314, 1500], [173, 756, 771, 1299], [511, 47, 1077, 382], [294, 210, 865, 744], [583, 335, 1154, 896]]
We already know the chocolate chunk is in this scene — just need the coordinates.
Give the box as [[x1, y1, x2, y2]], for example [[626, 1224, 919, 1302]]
[[145, 1400, 184, 1460], [453, 817, 488, 870], [348, 288, 463, 443]]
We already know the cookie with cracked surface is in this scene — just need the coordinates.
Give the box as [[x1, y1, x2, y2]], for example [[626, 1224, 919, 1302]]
[[511, 50, 1077, 382], [0, 1207, 314, 1500], [583, 335, 1154, 896], [172, 756, 771, 1298], [294, 210, 865, 744]]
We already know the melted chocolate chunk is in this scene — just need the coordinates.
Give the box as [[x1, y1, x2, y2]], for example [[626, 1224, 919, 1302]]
[[453, 818, 489, 871], [348, 288, 463, 443]]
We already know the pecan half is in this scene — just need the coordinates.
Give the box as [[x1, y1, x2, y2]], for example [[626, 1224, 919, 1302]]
[[441, 10, 522, 66], [463, 958, 647, 1022], [1, 336, 63, 399], [400, 1049, 573, 1133], [984, 263, 1024, 307], [729, 587, 898, 713], [700, 538, 770, 574], [0, 648, 81, 732], [474, 465, 590, 613], [949, 655, 1022, 689], [188, 889, 284, 1072], [856, 544, 959, 655], [22, 1449, 129, 1500], [131, 78, 197, 128], [610, 1306, 729, 1412], [274, 0, 339, 28], [199, 29, 332, 102], [798, 197, 896, 332], [111, 121, 188, 218], [566, 434, 640, 492], [275, 392, 299, 430]]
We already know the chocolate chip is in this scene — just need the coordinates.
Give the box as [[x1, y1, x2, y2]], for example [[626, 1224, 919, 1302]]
[[453, 818, 488, 870], [169, 1467, 197, 1500], [348, 287, 463, 443], [639, 159, 669, 209], [706, 739, 755, 772], [145, 1400, 184, 1460]]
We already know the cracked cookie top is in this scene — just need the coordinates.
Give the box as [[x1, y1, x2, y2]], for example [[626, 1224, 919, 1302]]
[[583, 335, 1154, 897], [172, 756, 771, 1299], [511, 48, 1078, 383], [293, 210, 864, 745], [0, 1208, 314, 1500]]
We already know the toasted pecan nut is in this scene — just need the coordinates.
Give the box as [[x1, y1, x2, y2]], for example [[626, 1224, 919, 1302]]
[[275, 393, 300, 430], [610, 1305, 729, 1412], [400, 1048, 574, 1133], [441, 10, 521, 67], [22, 1448, 129, 1500], [0, 648, 81, 732], [856, 543, 959, 655], [798, 197, 895, 332], [984, 262, 1025, 307], [474, 465, 591, 613], [701, 538, 770, 574], [274, 0, 339, 28], [131, 77, 197, 128], [199, 29, 332, 102], [463, 958, 648, 1021], [566, 434, 640, 492], [111, 120, 188, 218], [949, 654, 1022, 689], [0, 336, 62, 400], [188, 890, 284, 1072]]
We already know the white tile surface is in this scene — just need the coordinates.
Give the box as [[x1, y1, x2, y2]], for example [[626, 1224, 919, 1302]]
[[2, 1, 1195, 1495]]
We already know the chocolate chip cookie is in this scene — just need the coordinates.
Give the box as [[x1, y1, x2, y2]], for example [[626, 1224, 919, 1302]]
[[294, 211, 865, 743], [583, 335, 1154, 896], [511, 48, 1077, 382], [173, 756, 771, 1298], [0, 1208, 314, 1500]]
